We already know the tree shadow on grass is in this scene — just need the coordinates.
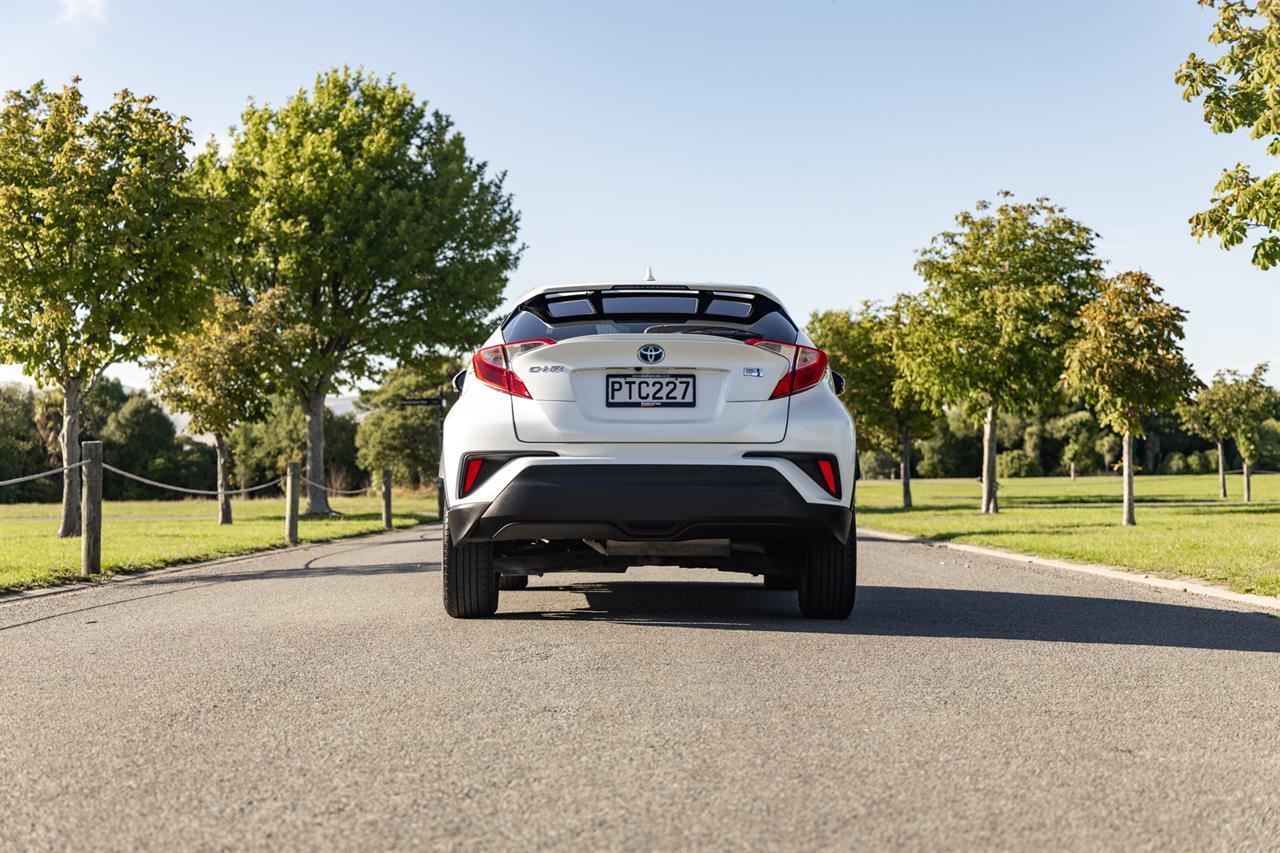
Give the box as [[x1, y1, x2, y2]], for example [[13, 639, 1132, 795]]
[[496, 580, 1280, 652]]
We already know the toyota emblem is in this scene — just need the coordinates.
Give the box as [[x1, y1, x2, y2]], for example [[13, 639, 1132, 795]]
[[637, 344, 665, 364]]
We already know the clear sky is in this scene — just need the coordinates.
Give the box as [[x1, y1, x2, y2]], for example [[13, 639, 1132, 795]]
[[2, 0, 1277, 392]]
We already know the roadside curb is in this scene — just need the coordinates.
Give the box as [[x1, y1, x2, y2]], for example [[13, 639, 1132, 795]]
[[0, 518, 441, 608], [859, 527, 1280, 614]]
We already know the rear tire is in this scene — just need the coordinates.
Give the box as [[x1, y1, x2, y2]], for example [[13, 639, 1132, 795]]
[[498, 575, 529, 591], [442, 511, 499, 618], [797, 536, 856, 619]]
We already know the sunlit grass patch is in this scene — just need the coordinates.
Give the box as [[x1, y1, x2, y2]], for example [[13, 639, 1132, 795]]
[[857, 475, 1280, 596], [0, 493, 437, 592]]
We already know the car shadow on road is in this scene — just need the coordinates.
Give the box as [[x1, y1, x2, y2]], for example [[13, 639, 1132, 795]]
[[497, 581, 1280, 652]]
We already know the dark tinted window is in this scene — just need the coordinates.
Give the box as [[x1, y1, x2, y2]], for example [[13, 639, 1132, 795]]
[[503, 289, 797, 343]]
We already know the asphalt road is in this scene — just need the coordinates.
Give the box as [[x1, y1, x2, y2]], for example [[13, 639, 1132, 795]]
[[2, 526, 1279, 852]]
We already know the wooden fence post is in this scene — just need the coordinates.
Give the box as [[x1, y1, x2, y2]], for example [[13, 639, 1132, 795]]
[[285, 461, 300, 545], [382, 469, 393, 529], [81, 441, 102, 576]]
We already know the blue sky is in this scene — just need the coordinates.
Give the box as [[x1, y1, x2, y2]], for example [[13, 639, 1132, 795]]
[[1, 0, 1277, 391]]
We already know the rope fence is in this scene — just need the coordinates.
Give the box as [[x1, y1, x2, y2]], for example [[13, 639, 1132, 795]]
[[1, 442, 396, 577], [301, 477, 378, 496], [0, 460, 87, 489], [104, 464, 284, 497]]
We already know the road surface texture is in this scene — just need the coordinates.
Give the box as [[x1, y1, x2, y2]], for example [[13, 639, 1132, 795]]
[[2, 526, 1278, 852]]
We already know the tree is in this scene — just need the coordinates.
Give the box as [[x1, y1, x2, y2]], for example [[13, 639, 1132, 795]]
[[1045, 410, 1103, 479], [1178, 380, 1237, 498], [0, 383, 56, 503], [808, 303, 933, 508], [1208, 364, 1278, 502], [149, 292, 284, 523], [1177, 1, 1280, 269], [226, 394, 365, 494], [101, 394, 178, 498], [898, 193, 1103, 513], [215, 67, 522, 515], [355, 360, 458, 490], [0, 79, 207, 535], [1062, 272, 1199, 526]]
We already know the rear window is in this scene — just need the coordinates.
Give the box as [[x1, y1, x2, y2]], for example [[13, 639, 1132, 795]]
[[600, 295, 698, 314], [503, 288, 797, 343]]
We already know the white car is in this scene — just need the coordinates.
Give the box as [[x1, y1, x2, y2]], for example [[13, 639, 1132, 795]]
[[440, 280, 857, 619]]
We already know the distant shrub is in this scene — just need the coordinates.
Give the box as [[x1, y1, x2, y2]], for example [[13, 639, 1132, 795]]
[[1184, 451, 1209, 474], [858, 449, 897, 480], [996, 449, 1043, 478], [1259, 419, 1280, 470], [1160, 452, 1188, 475]]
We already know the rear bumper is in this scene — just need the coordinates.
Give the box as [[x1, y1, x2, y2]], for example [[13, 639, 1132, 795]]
[[447, 464, 852, 545]]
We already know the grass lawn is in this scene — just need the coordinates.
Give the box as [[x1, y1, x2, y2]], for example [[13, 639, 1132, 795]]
[[0, 493, 438, 592], [857, 474, 1280, 596]]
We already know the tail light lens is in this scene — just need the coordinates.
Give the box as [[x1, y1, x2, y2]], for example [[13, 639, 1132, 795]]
[[746, 340, 829, 399], [472, 339, 554, 398]]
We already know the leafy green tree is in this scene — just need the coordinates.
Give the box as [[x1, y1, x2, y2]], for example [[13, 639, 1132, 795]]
[[1045, 410, 1103, 478], [996, 449, 1042, 478], [916, 410, 981, 478], [150, 292, 284, 523], [0, 383, 57, 503], [0, 79, 207, 535], [898, 193, 1103, 513], [34, 378, 130, 466], [1257, 418, 1280, 470], [1177, 1, 1280, 268], [101, 394, 178, 500], [355, 360, 458, 489], [213, 67, 522, 515], [1062, 272, 1199, 525], [227, 395, 364, 493], [1207, 364, 1278, 502], [1095, 433, 1122, 471], [808, 303, 933, 508], [1178, 379, 1238, 498]]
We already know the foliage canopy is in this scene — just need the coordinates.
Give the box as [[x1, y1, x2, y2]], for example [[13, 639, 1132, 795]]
[[1177, 0, 1280, 268]]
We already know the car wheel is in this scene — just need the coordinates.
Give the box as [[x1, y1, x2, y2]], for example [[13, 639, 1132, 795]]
[[442, 511, 499, 618], [797, 536, 856, 619], [498, 575, 529, 591], [762, 574, 796, 590]]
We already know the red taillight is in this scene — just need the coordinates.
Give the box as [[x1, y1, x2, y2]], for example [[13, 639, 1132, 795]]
[[746, 339, 829, 399], [472, 339, 554, 398], [462, 458, 485, 495]]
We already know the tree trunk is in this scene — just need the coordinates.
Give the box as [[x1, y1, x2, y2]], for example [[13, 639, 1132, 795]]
[[214, 433, 232, 525], [301, 386, 332, 516], [1069, 461, 1076, 481], [900, 425, 913, 510], [1216, 440, 1227, 499], [981, 404, 999, 514], [58, 380, 83, 538], [1243, 459, 1252, 504], [1143, 433, 1159, 477], [1121, 431, 1135, 526]]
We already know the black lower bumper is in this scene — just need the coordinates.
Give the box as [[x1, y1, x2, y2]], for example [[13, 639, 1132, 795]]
[[448, 464, 852, 546]]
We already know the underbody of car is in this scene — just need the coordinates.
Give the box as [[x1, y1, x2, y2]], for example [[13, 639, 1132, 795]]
[[440, 280, 857, 619]]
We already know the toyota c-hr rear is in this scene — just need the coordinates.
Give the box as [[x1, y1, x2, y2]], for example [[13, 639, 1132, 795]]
[[440, 280, 857, 619]]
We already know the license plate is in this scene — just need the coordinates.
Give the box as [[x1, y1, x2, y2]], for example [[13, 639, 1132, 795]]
[[605, 374, 696, 407]]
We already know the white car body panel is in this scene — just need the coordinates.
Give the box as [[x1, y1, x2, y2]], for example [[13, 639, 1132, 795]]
[[442, 281, 856, 517]]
